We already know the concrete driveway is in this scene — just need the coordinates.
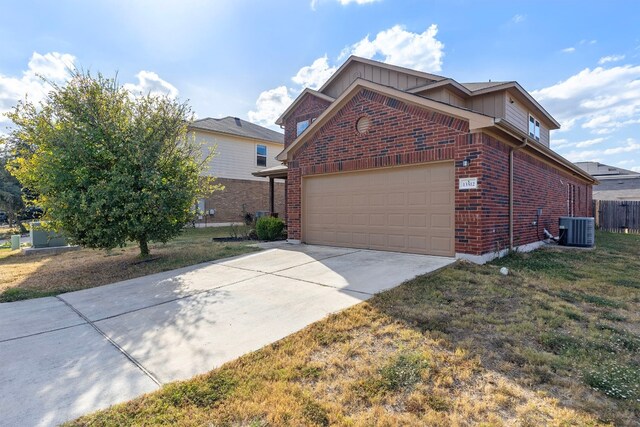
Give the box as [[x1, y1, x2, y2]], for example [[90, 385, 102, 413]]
[[0, 243, 454, 426]]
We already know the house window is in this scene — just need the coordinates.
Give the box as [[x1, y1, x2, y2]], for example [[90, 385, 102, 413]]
[[529, 115, 540, 141], [256, 144, 267, 167], [296, 119, 310, 136]]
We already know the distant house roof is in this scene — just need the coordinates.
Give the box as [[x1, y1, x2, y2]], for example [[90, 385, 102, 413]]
[[575, 161, 640, 177], [190, 117, 284, 144]]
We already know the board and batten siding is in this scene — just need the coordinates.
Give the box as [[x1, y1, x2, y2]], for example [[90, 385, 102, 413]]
[[420, 87, 467, 109], [193, 130, 284, 181], [323, 62, 437, 99], [504, 95, 550, 148]]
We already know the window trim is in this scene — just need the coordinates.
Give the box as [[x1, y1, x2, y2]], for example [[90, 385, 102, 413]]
[[256, 144, 267, 167]]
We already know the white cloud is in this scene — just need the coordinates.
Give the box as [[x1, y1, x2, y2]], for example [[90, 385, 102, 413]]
[[511, 14, 526, 24], [247, 85, 293, 127], [561, 138, 640, 162], [0, 52, 180, 133], [598, 54, 625, 65], [311, 0, 380, 10], [340, 24, 445, 72], [291, 55, 337, 90], [617, 159, 634, 165], [249, 23, 445, 128], [532, 65, 640, 135], [123, 70, 178, 98], [561, 47, 576, 53], [603, 138, 640, 154], [575, 137, 605, 147], [0, 52, 75, 116], [632, 166, 640, 172]]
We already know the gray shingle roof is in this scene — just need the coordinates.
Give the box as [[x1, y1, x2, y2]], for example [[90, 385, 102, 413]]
[[575, 161, 639, 177], [461, 82, 509, 91], [190, 117, 284, 144]]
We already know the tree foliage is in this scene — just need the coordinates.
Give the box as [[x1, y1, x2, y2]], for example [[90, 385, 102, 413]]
[[7, 71, 214, 256], [0, 142, 25, 225]]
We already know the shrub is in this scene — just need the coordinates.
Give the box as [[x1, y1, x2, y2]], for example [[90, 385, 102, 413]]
[[256, 217, 285, 241]]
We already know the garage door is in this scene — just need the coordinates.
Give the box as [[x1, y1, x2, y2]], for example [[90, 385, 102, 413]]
[[302, 162, 455, 256]]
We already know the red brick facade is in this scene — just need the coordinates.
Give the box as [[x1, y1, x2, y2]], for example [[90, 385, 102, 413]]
[[197, 177, 285, 223], [285, 88, 592, 256]]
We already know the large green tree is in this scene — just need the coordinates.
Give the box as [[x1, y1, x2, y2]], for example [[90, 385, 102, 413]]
[[0, 143, 24, 226], [7, 71, 214, 256]]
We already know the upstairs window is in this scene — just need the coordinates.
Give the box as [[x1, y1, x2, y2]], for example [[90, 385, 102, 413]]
[[529, 115, 540, 141], [256, 144, 267, 167], [296, 119, 310, 136]]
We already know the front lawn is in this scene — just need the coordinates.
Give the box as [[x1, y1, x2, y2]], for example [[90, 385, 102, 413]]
[[0, 226, 259, 303], [67, 231, 639, 426]]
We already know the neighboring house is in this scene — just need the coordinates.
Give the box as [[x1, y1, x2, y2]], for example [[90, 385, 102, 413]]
[[575, 161, 640, 201], [272, 55, 595, 263], [189, 117, 285, 223]]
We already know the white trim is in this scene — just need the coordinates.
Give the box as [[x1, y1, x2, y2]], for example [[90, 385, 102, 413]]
[[456, 240, 547, 264]]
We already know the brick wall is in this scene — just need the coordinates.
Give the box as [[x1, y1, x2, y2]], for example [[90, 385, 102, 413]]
[[283, 93, 332, 148], [512, 149, 592, 248], [197, 177, 285, 223], [456, 133, 592, 254], [285, 88, 592, 255]]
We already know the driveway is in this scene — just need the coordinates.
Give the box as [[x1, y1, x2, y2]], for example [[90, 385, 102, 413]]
[[0, 243, 454, 426]]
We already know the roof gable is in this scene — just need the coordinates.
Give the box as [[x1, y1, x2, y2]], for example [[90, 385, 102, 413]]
[[277, 79, 494, 161], [319, 56, 446, 99], [275, 89, 334, 126]]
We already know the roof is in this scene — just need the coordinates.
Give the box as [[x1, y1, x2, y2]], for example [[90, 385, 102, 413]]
[[593, 189, 640, 201], [190, 116, 284, 144], [575, 161, 640, 177], [252, 164, 288, 179], [409, 79, 560, 129], [461, 81, 509, 91]]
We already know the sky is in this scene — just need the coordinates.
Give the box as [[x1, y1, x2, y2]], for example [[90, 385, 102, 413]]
[[1, 0, 639, 171]]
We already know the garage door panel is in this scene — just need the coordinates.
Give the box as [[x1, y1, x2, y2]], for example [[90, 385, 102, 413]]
[[408, 192, 427, 205], [431, 190, 452, 205], [408, 214, 427, 228], [302, 162, 454, 256], [431, 213, 452, 229], [388, 214, 405, 226]]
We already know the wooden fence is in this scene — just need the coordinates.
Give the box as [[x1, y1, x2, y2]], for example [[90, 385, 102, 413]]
[[593, 200, 640, 234]]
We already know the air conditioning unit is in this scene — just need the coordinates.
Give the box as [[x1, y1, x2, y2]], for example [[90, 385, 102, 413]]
[[558, 217, 595, 247], [255, 211, 269, 219]]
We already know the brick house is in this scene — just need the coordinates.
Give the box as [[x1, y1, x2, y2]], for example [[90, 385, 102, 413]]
[[273, 56, 595, 263], [189, 117, 285, 223]]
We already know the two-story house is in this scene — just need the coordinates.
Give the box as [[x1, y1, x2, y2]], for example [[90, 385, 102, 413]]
[[189, 117, 285, 223], [272, 55, 595, 263]]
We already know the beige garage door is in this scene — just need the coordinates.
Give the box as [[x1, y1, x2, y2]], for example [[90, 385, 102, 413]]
[[302, 162, 455, 256]]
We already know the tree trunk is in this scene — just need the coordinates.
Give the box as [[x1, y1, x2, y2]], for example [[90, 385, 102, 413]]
[[139, 236, 150, 257]]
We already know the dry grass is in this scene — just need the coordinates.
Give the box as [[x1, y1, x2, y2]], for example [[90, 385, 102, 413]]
[[67, 231, 639, 426], [0, 226, 258, 302]]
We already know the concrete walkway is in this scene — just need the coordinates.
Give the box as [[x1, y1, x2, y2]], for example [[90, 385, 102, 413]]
[[0, 243, 454, 426]]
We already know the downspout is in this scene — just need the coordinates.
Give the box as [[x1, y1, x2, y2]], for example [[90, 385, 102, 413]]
[[509, 138, 528, 250]]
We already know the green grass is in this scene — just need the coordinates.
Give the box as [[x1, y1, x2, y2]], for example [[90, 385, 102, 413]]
[[0, 226, 259, 302], [67, 231, 639, 426]]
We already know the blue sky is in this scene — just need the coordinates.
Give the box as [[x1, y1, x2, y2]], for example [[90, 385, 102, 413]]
[[1, 0, 639, 171]]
